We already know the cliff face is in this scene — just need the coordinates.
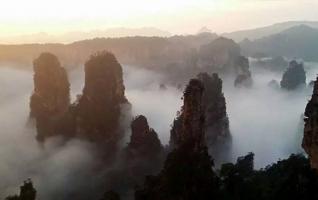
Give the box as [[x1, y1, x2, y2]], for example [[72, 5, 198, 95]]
[[281, 60, 306, 90], [170, 79, 205, 150], [104, 115, 164, 197], [199, 37, 241, 70], [234, 56, 253, 88], [171, 73, 231, 163], [74, 51, 129, 143], [30, 52, 70, 142], [303, 77, 318, 169], [126, 115, 164, 177], [127, 115, 163, 157], [5, 179, 37, 200], [199, 37, 252, 79], [30, 51, 129, 145], [198, 73, 232, 162], [135, 79, 218, 200]]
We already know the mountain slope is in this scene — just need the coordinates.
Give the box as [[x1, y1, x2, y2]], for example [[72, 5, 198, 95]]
[[240, 25, 318, 61], [223, 21, 318, 42]]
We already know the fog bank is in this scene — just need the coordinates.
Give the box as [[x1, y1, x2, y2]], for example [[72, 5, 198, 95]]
[[0, 61, 317, 198]]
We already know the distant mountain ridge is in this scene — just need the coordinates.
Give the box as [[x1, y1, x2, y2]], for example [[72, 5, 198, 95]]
[[0, 27, 172, 44], [0, 33, 218, 68], [1, 21, 318, 65], [223, 21, 318, 42], [240, 25, 318, 61]]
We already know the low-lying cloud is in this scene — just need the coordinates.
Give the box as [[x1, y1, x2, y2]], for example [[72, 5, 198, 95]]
[[0, 61, 317, 198]]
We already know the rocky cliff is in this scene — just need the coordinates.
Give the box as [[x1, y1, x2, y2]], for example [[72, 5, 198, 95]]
[[103, 115, 164, 198], [281, 60, 306, 90], [303, 76, 318, 169], [127, 115, 163, 157], [170, 79, 205, 150], [198, 73, 232, 162], [74, 51, 129, 143], [199, 37, 241, 71], [171, 73, 231, 163], [30, 52, 70, 142], [5, 179, 37, 200], [135, 79, 218, 200], [199, 37, 252, 78], [234, 56, 253, 88], [30, 51, 130, 145], [126, 115, 164, 181]]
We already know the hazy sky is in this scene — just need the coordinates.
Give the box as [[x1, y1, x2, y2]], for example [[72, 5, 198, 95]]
[[1, 0, 318, 36]]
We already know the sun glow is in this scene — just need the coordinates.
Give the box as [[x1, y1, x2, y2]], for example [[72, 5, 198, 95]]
[[0, 0, 317, 37], [0, 0, 219, 35]]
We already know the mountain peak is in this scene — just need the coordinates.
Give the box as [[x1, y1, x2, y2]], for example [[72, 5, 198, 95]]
[[281, 24, 318, 34], [198, 26, 212, 34], [223, 20, 318, 42]]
